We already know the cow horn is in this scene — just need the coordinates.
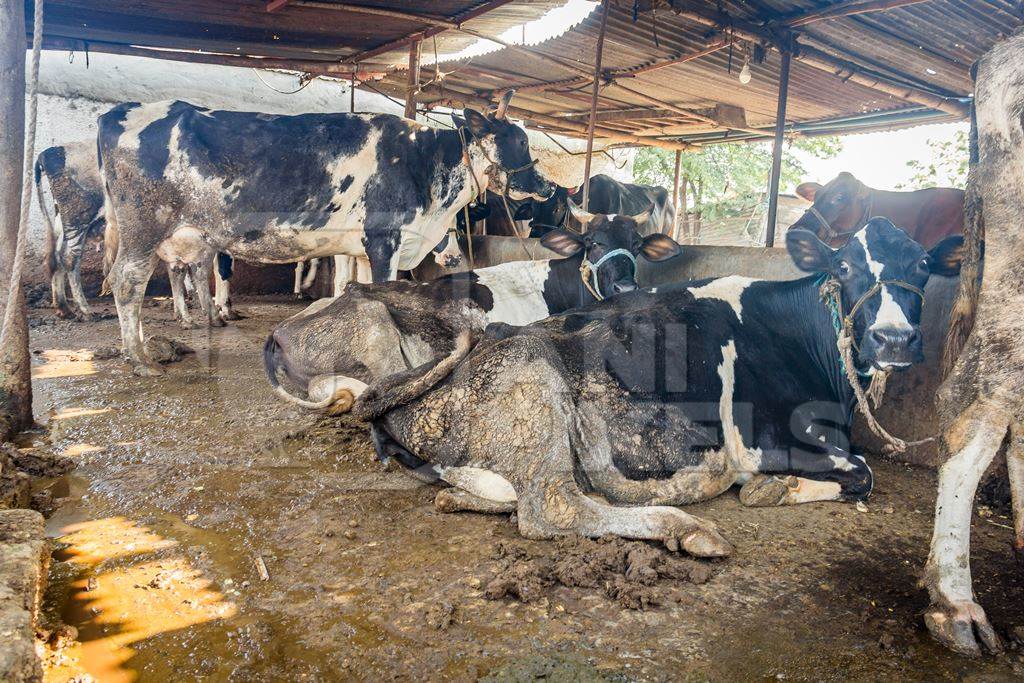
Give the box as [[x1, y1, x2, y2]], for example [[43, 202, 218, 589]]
[[494, 89, 515, 120], [567, 200, 596, 225]]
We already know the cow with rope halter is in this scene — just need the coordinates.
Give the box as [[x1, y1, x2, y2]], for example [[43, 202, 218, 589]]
[[351, 218, 962, 557], [792, 171, 964, 248], [97, 90, 553, 375], [264, 203, 680, 414]]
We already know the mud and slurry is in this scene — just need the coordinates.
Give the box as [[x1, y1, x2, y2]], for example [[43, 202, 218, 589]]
[[25, 296, 1024, 681]]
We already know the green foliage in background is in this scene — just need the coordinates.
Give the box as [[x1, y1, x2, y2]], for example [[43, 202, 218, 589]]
[[633, 136, 842, 220], [898, 129, 968, 190]]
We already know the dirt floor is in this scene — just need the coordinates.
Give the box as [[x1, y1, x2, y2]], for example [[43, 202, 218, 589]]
[[19, 296, 1024, 681]]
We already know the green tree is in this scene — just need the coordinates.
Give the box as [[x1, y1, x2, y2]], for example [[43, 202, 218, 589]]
[[898, 129, 968, 190], [633, 136, 841, 240]]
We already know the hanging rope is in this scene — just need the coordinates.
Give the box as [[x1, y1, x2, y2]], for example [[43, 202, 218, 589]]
[[252, 68, 315, 95], [1, 0, 44, 351]]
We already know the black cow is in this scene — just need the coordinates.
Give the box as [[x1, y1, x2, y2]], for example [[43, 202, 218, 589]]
[[264, 205, 680, 414], [528, 175, 674, 236], [354, 218, 962, 557], [97, 91, 553, 375]]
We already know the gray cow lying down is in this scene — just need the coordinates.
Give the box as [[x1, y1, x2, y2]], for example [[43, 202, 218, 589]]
[[353, 219, 963, 558], [264, 206, 681, 414]]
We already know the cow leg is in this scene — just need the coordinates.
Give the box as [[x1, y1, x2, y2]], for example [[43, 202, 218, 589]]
[[332, 255, 355, 296], [67, 254, 95, 321], [293, 262, 304, 297], [922, 402, 1007, 655], [302, 258, 320, 290], [515, 478, 731, 558], [167, 264, 198, 329], [213, 253, 243, 320], [435, 488, 516, 514], [111, 255, 162, 376], [356, 257, 372, 284], [190, 258, 226, 327], [739, 446, 872, 507], [50, 263, 72, 318], [1007, 421, 1024, 561]]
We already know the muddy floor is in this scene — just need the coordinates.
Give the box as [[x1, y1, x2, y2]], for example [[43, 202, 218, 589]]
[[21, 296, 1024, 681]]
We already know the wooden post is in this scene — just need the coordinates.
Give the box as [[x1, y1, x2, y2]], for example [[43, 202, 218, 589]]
[[404, 40, 421, 120], [581, 0, 610, 213], [350, 68, 356, 112], [764, 48, 791, 248], [671, 149, 682, 237], [0, 0, 32, 438]]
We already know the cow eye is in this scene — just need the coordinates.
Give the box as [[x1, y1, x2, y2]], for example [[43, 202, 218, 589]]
[[832, 194, 844, 203], [837, 261, 851, 278], [917, 257, 930, 272]]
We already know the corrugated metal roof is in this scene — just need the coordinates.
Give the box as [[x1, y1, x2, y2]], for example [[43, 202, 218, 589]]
[[28, 1, 1022, 146]]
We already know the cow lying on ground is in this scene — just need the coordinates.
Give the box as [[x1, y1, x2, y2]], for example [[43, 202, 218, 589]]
[[98, 91, 553, 375], [265, 205, 681, 414], [354, 218, 962, 557], [792, 172, 963, 248]]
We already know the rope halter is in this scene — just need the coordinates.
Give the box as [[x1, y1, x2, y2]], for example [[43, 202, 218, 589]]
[[806, 194, 872, 243], [579, 248, 637, 301], [818, 274, 933, 454]]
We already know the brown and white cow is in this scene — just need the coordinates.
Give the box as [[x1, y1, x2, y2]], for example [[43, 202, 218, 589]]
[[791, 172, 963, 248]]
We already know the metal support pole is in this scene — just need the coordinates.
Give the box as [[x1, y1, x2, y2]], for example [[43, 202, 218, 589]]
[[671, 149, 682, 237], [581, 0, 609, 213], [764, 48, 791, 248], [404, 40, 422, 120], [350, 68, 356, 112]]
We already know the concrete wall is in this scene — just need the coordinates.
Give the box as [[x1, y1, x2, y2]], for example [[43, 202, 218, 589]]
[[418, 235, 954, 466]]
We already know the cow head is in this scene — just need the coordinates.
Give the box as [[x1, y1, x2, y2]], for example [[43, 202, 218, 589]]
[[540, 202, 681, 298], [786, 217, 963, 370], [790, 172, 872, 247], [529, 186, 572, 234], [453, 90, 555, 202]]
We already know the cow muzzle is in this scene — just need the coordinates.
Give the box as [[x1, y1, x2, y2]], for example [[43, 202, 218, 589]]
[[860, 324, 923, 368]]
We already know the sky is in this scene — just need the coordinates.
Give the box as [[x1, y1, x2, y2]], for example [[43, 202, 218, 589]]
[[793, 121, 969, 192]]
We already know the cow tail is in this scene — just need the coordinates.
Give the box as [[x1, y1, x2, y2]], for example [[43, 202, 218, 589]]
[[263, 334, 355, 413], [353, 330, 475, 422], [942, 95, 982, 377], [36, 157, 59, 278]]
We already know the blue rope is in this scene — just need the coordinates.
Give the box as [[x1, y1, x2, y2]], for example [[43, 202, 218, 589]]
[[816, 273, 872, 380]]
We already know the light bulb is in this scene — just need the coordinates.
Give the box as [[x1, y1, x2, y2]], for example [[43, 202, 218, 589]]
[[739, 62, 752, 85]]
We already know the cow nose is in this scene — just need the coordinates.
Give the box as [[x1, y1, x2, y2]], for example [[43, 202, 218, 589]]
[[869, 326, 918, 349], [612, 281, 637, 294]]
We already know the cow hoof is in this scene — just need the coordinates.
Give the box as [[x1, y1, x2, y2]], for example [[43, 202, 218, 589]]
[[210, 316, 228, 328], [738, 475, 790, 507], [323, 389, 355, 416], [678, 527, 732, 558], [132, 362, 166, 377], [55, 308, 75, 320], [76, 313, 97, 323], [925, 600, 1002, 656], [179, 320, 201, 330], [222, 308, 245, 321]]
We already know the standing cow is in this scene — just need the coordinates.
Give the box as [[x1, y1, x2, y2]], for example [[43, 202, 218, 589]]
[[264, 205, 681, 414], [354, 218, 961, 559], [98, 91, 553, 375], [35, 141, 106, 320], [791, 171, 963, 248]]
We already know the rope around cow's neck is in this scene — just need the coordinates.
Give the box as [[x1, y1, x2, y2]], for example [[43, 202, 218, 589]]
[[819, 276, 936, 454]]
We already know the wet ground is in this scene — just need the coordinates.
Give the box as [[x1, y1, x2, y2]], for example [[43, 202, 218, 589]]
[[22, 296, 1024, 681]]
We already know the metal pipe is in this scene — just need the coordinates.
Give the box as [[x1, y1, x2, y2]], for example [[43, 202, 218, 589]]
[[672, 149, 682, 238], [404, 40, 421, 120], [582, 0, 609, 213], [765, 49, 792, 249]]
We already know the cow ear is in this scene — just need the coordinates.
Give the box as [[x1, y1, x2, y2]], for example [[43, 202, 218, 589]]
[[640, 233, 681, 262], [928, 235, 965, 276], [786, 228, 835, 272], [541, 228, 586, 257], [462, 109, 492, 138], [795, 182, 822, 203], [628, 206, 652, 226], [567, 200, 596, 226]]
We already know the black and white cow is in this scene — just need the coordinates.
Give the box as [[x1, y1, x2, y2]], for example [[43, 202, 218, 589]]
[[527, 175, 674, 236], [97, 92, 553, 375], [353, 218, 962, 557], [35, 141, 106, 320], [264, 205, 681, 414]]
